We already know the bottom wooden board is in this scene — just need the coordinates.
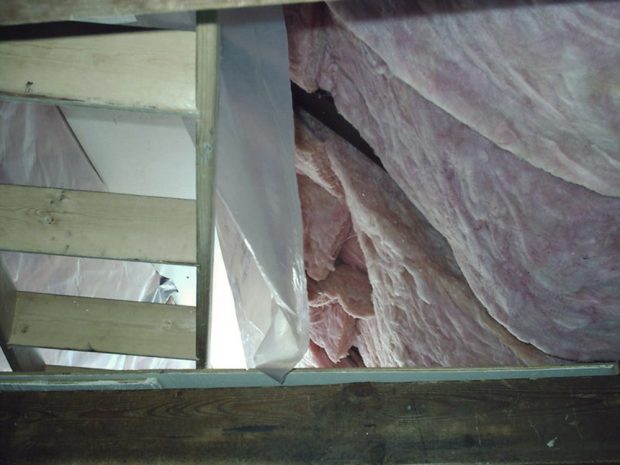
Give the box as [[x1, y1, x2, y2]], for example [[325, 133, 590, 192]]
[[1, 376, 619, 464]]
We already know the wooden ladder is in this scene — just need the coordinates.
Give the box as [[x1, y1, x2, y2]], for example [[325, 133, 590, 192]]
[[0, 13, 220, 370]]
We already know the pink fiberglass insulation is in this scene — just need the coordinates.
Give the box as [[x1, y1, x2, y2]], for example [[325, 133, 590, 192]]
[[286, 3, 620, 363], [295, 110, 558, 367]]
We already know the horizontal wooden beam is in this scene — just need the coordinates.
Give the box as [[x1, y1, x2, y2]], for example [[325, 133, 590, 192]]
[[0, 375, 619, 464], [0, 184, 196, 264], [0, 30, 196, 113], [0, 364, 617, 391], [0, 0, 340, 26], [6, 291, 196, 359]]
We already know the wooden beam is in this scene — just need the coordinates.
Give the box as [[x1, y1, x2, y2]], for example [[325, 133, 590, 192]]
[[0, 30, 196, 113], [0, 258, 45, 372], [0, 375, 619, 464], [6, 291, 196, 359], [0, 184, 196, 265], [0, 258, 16, 354], [195, 12, 220, 369], [0, 0, 340, 26]]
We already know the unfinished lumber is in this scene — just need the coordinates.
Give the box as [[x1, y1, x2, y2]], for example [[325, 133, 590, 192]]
[[0, 258, 44, 372], [0, 30, 195, 113], [0, 259, 15, 351], [195, 11, 220, 369], [7, 292, 196, 359], [0, 0, 342, 26], [1, 375, 619, 464], [0, 184, 196, 264]]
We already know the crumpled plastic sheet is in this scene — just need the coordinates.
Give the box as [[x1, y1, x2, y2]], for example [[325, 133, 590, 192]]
[[0, 101, 192, 371], [215, 7, 309, 380]]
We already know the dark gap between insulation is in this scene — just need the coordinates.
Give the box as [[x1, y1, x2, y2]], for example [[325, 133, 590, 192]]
[[291, 82, 385, 170], [0, 22, 157, 41]]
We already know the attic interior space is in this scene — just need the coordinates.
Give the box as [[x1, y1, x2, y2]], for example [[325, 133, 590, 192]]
[[0, 0, 618, 374], [0, 0, 619, 463]]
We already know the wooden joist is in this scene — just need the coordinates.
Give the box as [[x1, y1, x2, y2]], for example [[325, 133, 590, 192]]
[[195, 11, 220, 369], [5, 291, 195, 359], [0, 30, 196, 113], [0, 0, 339, 26], [1, 375, 619, 464], [0, 184, 196, 264]]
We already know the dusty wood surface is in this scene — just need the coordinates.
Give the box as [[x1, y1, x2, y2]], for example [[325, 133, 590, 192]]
[[0, 376, 619, 464], [0, 30, 195, 113], [0, 0, 341, 26], [195, 11, 219, 369], [8, 292, 196, 359], [0, 184, 196, 264], [0, 258, 44, 372]]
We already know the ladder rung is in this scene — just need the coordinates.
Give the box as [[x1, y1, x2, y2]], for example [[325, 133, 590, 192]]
[[0, 184, 197, 264], [0, 30, 196, 114], [7, 291, 196, 359]]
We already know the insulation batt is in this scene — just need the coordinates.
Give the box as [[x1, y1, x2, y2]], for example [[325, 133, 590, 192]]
[[295, 110, 557, 367], [298, 174, 351, 281], [286, 1, 620, 364]]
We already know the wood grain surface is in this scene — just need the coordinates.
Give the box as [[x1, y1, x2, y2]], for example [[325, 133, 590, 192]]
[[0, 30, 196, 113], [0, 184, 196, 264], [194, 11, 219, 369], [0, 376, 619, 464], [8, 291, 196, 359], [0, 258, 44, 372]]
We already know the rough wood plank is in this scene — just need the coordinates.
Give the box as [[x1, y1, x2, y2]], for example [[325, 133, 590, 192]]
[[0, 30, 196, 113], [0, 0, 342, 26], [0, 258, 44, 372], [195, 11, 220, 369], [0, 184, 196, 264], [0, 376, 619, 464], [7, 291, 196, 359]]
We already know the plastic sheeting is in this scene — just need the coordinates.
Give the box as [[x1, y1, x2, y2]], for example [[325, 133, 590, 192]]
[[215, 7, 309, 380], [0, 101, 191, 371]]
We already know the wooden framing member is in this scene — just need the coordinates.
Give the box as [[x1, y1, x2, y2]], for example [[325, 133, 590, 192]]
[[1, 374, 619, 464], [5, 292, 196, 359], [194, 11, 220, 369], [0, 0, 341, 26], [0, 184, 196, 265], [0, 30, 196, 113], [0, 258, 44, 372]]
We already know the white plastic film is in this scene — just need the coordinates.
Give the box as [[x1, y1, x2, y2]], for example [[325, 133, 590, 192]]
[[215, 7, 309, 380]]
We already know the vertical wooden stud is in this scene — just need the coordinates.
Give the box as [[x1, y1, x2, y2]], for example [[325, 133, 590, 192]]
[[0, 257, 44, 372], [195, 11, 221, 369]]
